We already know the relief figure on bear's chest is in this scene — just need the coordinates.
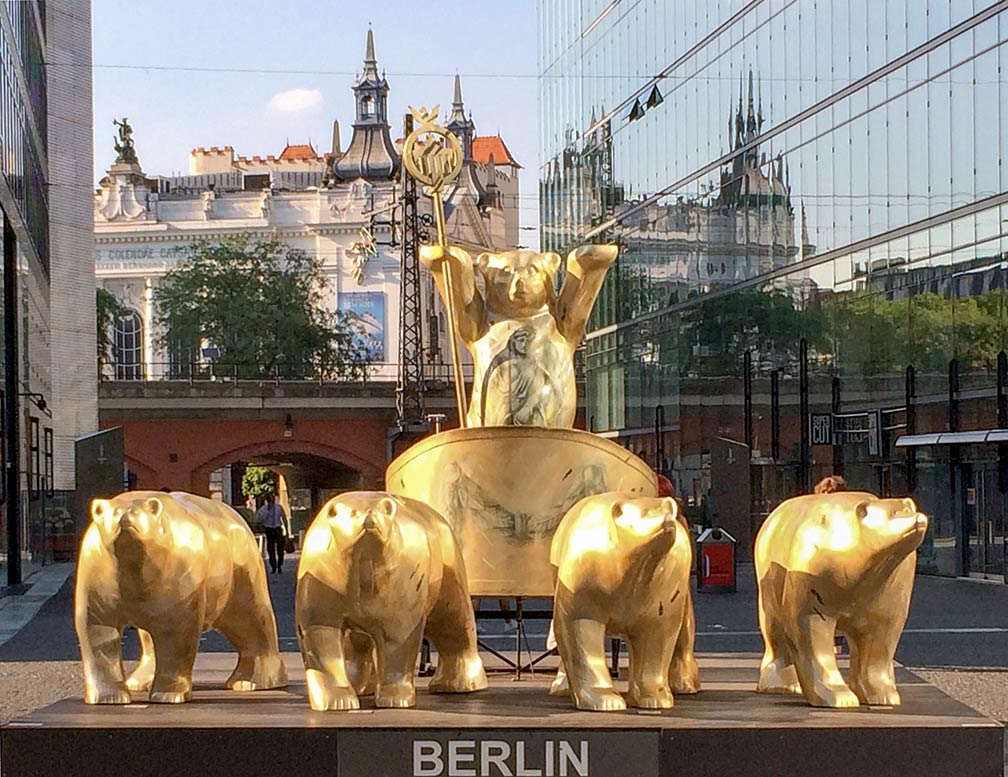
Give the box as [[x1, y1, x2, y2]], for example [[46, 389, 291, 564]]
[[477, 318, 569, 426], [420, 244, 618, 428]]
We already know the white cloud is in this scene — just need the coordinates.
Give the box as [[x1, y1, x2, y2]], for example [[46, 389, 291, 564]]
[[267, 88, 323, 114]]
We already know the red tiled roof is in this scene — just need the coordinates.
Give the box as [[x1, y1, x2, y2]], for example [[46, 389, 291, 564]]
[[472, 135, 520, 169], [278, 143, 318, 161]]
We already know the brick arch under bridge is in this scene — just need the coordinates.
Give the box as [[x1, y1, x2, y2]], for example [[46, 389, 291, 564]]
[[107, 417, 388, 495]]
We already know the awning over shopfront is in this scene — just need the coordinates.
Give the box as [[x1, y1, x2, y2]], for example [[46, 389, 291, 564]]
[[896, 429, 1008, 448]]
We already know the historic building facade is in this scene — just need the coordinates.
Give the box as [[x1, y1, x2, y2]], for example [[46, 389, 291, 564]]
[[540, 0, 1008, 580], [2, 0, 97, 584], [95, 30, 520, 385]]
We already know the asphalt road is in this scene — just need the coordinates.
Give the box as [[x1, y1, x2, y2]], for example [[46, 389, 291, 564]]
[[2, 558, 1006, 670]]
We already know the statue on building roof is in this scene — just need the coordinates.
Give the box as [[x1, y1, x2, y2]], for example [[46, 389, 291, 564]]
[[113, 118, 138, 165]]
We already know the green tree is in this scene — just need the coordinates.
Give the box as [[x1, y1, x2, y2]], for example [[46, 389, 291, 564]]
[[96, 287, 127, 368], [154, 236, 375, 379], [241, 465, 277, 502], [821, 289, 1003, 376], [678, 287, 826, 377]]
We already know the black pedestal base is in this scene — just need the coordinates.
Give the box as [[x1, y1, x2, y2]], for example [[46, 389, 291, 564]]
[[3, 654, 1003, 777]]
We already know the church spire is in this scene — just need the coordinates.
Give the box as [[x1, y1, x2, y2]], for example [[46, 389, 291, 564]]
[[746, 69, 757, 137], [334, 26, 399, 181], [449, 74, 466, 123], [362, 26, 380, 82], [445, 73, 476, 160]]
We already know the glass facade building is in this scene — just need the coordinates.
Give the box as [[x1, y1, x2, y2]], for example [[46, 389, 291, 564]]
[[2, 0, 95, 586], [539, 0, 1008, 580]]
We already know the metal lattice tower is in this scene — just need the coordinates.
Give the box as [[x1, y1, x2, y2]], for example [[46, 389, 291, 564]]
[[396, 113, 426, 427]]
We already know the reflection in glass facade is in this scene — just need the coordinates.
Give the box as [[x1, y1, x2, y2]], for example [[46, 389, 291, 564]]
[[0, 0, 51, 583], [0, 0, 49, 271], [539, 0, 1008, 580]]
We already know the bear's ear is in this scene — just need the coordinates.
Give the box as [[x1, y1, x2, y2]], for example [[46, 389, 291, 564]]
[[854, 501, 870, 521], [90, 499, 116, 533], [475, 252, 494, 273], [377, 496, 397, 519], [662, 497, 679, 522], [326, 499, 340, 520], [610, 500, 624, 520], [90, 498, 111, 522], [145, 498, 163, 520], [902, 497, 917, 514], [538, 252, 561, 276]]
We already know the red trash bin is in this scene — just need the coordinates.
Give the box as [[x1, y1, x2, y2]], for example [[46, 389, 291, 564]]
[[696, 527, 737, 593]]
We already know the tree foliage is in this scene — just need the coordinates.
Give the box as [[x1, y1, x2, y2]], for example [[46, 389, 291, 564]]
[[241, 465, 277, 501], [154, 236, 375, 379], [662, 285, 1005, 379], [820, 290, 1004, 376], [96, 287, 127, 366], [678, 287, 827, 377]]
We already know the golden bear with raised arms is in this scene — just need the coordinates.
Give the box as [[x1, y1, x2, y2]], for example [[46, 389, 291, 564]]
[[754, 491, 928, 708], [296, 491, 487, 711], [420, 244, 617, 428], [549, 493, 698, 712], [74, 491, 287, 704]]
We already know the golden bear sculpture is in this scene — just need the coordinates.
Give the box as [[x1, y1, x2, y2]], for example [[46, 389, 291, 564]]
[[420, 244, 617, 428], [754, 492, 928, 708], [296, 491, 487, 710], [549, 493, 698, 711], [74, 491, 287, 704]]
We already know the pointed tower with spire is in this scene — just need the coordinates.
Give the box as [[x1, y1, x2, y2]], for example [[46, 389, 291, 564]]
[[445, 74, 476, 160], [333, 27, 399, 181]]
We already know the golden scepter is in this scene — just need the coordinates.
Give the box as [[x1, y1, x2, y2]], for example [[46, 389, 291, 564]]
[[402, 105, 468, 428]]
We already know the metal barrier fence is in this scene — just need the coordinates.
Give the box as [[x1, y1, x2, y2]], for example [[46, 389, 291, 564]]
[[98, 360, 475, 384]]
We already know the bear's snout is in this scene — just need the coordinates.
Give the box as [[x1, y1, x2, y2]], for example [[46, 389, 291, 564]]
[[119, 512, 145, 534], [362, 511, 388, 540]]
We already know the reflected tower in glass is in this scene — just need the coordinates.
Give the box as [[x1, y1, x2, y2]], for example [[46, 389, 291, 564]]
[[539, 0, 1008, 580]]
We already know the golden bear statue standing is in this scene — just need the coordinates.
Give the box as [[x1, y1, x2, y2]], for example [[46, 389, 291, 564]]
[[296, 492, 487, 710], [549, 493, 698, 711], [419, 244, 617, 428], [754, 492, 928, 708], [74, 491, 287, 704]]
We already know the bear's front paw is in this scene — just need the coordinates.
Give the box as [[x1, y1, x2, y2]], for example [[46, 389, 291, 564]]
[[549, 667, 570, 696], [314, 688, 361, 712], [572, 687, 626, 712], [149, 689, 191, 704], [807, 682, 860, 709], [375, 681, 416, 709], [571, 245, 618, 272], [757, 660, 801, 695], [851, 678, 901, 707], [671, 656, 701, 695], [429, 656, 488, 694], [306, 670, 360, 711], [418, 245, 446, 267], [125, 672, 153, 693], [228, 654, 288, 692], [628, 684, 674, 710], [85, 687, 132, 705]]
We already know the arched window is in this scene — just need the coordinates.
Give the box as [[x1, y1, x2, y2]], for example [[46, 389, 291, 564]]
[[361, 95, 373, 119], [114, 310, 144, 380]]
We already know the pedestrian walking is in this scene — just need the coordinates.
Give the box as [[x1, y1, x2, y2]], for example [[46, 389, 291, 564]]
[[258, 492, 288, 574]]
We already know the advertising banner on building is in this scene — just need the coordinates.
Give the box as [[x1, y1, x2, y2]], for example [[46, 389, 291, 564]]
[[340, 291, 385, 361]]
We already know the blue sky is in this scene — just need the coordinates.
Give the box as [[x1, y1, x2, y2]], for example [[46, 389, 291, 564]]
[[92, 0, 540, 234]]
